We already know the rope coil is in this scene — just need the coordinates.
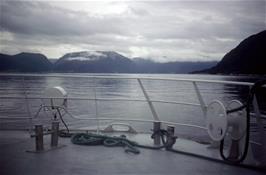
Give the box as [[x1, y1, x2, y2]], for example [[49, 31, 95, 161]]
[[70, 130, 173, 154], [71, 133, 141, 154]]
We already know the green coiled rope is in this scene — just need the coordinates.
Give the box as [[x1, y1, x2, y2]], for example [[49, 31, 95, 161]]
[[70, 132, 168, 154], [71, 133, 141, 154]]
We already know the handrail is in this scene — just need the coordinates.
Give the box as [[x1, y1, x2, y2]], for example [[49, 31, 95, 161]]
[[0, 73, 255, 86], [0, 73, 265, 133], [0, 96, 202, 107]]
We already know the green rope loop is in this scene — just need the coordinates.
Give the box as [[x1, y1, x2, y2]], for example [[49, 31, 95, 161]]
[[71, 133, 141, 154]]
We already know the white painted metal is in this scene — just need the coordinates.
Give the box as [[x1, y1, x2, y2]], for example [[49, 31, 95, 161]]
[[193, 82, 207, 115], [0, 73, 256, 86], [159, 120, 207, 130], [226, 100, 247, 140], [206, 99, 249, 142], [103, 123, 137, 133], [0, 74, 265, 150], [43, 86, 67, 108], [137, 79, 160, 121], [206, 100, 228, 141], [0, 96, 202, 108]]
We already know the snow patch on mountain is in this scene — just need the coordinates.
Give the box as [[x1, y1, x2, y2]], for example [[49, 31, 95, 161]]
[[66, 51, 107, 61]]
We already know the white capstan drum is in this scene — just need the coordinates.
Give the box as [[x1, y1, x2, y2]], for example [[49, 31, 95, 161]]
[[226, 100, 247, 140], [43, 86, 67, 109], [206, 99, 247, 142], [206, 100, 228, 141]]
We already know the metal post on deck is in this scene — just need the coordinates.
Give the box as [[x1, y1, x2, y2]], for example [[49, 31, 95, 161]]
[[166, 125, 177, 150], [51, 121, 59, 147], [153, 121, 161, 145], [137, 79, 160, 121], [137, 79, 161, 145], [35, 125, 44, 151], [192, 82, 207, 116], [167, 125, 175, 135]]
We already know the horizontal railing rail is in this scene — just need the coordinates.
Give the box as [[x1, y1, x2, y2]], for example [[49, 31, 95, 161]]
[[0, 73, 256, 86], [0, 96, 203, 107], [0, 73, 265, 135]]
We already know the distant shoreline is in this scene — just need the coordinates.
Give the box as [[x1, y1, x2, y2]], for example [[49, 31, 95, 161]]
[[0, 71, 265, 77]]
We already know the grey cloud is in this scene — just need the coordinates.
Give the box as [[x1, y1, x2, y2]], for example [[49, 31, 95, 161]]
[[136, 1, 265, 40], [0, 1, 130, 36], [0, 0, 265, 61]]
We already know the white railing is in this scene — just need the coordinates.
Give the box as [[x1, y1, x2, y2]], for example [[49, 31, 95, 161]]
[[0, 73, 265, 131]]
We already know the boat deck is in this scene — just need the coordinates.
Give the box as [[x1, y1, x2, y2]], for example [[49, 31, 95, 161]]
[[0, 131, 264, 175]]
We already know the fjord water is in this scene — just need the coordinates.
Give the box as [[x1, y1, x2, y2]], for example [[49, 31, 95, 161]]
[[0, 74, 264, 141]]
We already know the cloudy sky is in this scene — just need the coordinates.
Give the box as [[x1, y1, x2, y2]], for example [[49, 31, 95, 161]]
[[0, 0, 265, 62]]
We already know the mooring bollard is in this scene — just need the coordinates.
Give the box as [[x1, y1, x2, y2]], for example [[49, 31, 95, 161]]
[[51, 121, 59, 147], [27, 121, 65, 153], [153, 121, 161, 145], [35, 125, 44, 151], [167, 125, 175, 136], [166, 125, 177, 150]]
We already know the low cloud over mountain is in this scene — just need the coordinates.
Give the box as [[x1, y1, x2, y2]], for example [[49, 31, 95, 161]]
[[0, 51, 216, 73]]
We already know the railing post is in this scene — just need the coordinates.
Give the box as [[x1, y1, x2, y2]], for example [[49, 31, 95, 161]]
[[137, 79, 159, 121], [137, 79, 161, 145], [193, 82, 220, 147], [35, 125, 44, 151], [51, 121, 59, 147], [193, 82, 207, 116], [153, 121, 161, 145]]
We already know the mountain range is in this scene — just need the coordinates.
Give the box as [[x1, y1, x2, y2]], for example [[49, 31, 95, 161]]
[[54, 51, 135, 73], [0, 30, 265, 74], [0, 52, 52, 72], [132, 57, 217, 73], [0, 51, 217, 73]]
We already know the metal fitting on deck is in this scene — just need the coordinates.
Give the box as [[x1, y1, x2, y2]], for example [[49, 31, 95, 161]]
[[35, 125, 44, 151], [28, 121, 61, 153], [51, 121, 59, 147], [165, 125, 178, 150], [153, 122, 161, 145]]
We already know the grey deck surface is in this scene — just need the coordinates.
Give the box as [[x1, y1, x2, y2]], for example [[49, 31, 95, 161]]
[[0, 131, 264, 175]]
